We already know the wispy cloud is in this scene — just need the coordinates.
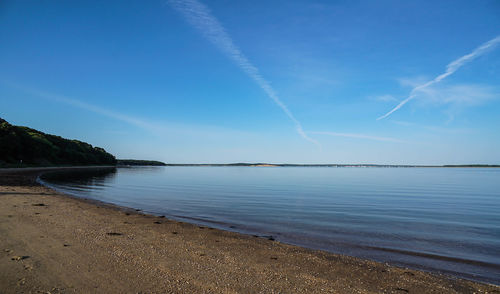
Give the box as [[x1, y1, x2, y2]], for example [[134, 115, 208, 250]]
[[168, 0, 319, 146], [378, 35, 500, 120], [5, 82, 264, 142], [392, 120, 473, 134], [13, 85, 161, 132], [311, 131, 404, 143], [416, 83, 496, 106]]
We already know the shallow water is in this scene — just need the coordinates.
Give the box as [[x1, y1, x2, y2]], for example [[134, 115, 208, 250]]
[[41, 166, 500, 284]]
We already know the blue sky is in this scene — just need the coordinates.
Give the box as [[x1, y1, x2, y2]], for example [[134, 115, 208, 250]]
[[1, 0, 499, 164]]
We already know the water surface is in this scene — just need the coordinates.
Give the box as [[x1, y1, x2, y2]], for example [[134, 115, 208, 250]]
[[41, 167, 500, 284]]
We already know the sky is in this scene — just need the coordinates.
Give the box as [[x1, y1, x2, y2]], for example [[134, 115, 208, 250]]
[[1, 0, 499, 164]]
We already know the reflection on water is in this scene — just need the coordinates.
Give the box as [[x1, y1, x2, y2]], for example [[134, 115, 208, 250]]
[[41, 166, 500, 285], [41, 167, 117, 192]]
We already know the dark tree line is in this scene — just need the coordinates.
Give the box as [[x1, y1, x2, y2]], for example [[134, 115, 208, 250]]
[[0, 118, 116, 167]]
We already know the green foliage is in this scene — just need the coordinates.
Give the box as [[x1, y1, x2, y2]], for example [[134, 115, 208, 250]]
[[117, 159, 166, 166], [0, 118, 116, 167]]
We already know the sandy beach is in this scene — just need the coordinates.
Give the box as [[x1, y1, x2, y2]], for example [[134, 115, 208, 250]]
[[0, 168, 499, 293]]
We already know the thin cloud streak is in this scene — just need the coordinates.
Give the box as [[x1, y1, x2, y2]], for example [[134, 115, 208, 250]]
[[312, 131, 405, 143], [378, 35, 500, 120], [168, 0, 319, 146], [6, 82, 264, 140], [5, 82, 162, 133]]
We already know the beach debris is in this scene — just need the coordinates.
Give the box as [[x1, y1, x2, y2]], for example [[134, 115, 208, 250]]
[[4, 249, 13, 253], [106, 232, 123, 236], [11, 255, 29, 261], [158, 215, 165, 218], [32, 203, 46, 206], [63, 244, 70, 247], [17, 277, 26, 286], [394, 288, 409, 293], [154, 221, 162, 224], [172, 231, 178, 234], [125, 212, 131, 215], [270, 257, 278, 260], [23, 264, 33, 271]]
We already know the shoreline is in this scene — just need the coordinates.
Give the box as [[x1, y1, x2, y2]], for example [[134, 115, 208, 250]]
[[1, 167, 499, 293]]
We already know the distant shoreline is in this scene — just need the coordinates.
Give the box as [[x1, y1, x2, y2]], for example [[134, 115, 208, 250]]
[[2, 163, 500, 169], [162, 163, 500, 168]]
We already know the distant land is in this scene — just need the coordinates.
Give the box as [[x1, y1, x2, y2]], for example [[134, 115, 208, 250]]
[[164, 163, 500, 168], [1, 118, 498, 168], [117, 159, 166, 166]]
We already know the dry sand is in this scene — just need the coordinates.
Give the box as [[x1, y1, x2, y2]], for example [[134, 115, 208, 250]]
[[0, 168, 499, 294]]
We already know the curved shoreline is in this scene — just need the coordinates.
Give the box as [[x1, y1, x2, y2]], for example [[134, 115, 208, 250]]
[[1, 167, 499, 293]]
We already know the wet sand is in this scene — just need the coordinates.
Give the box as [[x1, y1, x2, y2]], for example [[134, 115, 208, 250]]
[[0, 168, 499, 293]]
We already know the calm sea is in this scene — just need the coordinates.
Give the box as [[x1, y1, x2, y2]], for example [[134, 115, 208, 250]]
[[40, 166, 500, 284]]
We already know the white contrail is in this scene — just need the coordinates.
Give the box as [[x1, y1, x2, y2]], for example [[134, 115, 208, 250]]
[[312, 131, 404, 143], [168, 0, 319, 146], [378, 35, 500, 120]]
